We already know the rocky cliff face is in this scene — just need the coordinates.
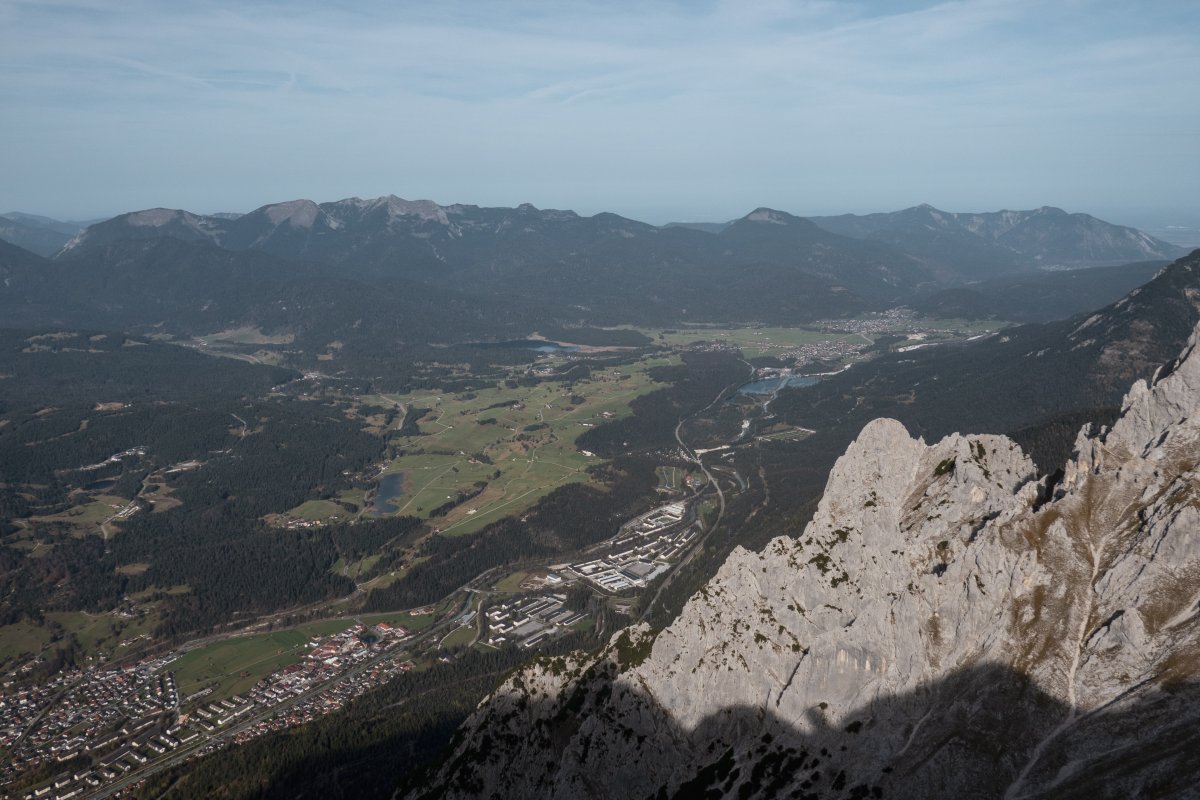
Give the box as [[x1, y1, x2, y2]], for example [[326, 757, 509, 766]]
[[414, 324, 1200, 799]]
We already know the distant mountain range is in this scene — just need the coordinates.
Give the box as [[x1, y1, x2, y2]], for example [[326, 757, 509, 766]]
[[5, 198, 937, 332], [812, 204, 1186, 271], [0, 196, 1191, 376], [7, 197, 1179, 282], [0, 212, 107, 256], [0, 215, 74, 257], [673, 204, 1186, 274], [65, 198, 930, 299]]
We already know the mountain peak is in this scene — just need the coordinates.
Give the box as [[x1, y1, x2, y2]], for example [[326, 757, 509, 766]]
[[262, 199, 320, 228], [902, 203, 953, 223], [125, 208, 187, 227], [1101, 320, 1200, 459], [743, 207, 796, 225], [368, 195, 448, 224]]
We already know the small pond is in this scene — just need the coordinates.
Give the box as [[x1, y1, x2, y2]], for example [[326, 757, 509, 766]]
[[368, 472, 407, 517]]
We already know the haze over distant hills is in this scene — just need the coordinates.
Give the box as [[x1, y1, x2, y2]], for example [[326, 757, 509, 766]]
[[0, 194, 1188, 375], [673, 204, 1187, 272], [1141, 223, 1200, 249], [5, 196, 1183, 274], [0, 214, 80, 257], [0, 212, 113, 256], [811, 205, 1187, 269]]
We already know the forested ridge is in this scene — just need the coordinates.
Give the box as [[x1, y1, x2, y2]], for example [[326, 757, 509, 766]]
[[576, 350, 750, 457], [0, 330, 392, 653]]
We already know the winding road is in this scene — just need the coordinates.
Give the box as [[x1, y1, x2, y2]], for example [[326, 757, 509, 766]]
[[643, 359, 752, 619]]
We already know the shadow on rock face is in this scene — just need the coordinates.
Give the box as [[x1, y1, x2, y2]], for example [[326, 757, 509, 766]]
[[410, 660, 1200, 800]]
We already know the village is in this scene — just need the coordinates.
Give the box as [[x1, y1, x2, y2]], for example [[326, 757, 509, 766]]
[[1, 654, 179, 773], [2, 623, 412, 800]]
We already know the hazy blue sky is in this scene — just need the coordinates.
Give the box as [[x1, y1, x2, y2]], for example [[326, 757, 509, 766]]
[[2, 0, 1197, 226]]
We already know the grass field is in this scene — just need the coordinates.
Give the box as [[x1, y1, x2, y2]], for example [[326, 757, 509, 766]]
[[272, 318, 1011, 551], [29, 494, 130, 534], [289, 618, 361, 639], [199, 326, 295, 346], [756, 424, 815, 443], [170, 607, 439, 702], [643, 317, 1010, 358], [440, 625, 476, 649], [647, 326, 871, 357], [332, 553, 381, 581], [357, 610, 435, 632], [356, 352, 678, 536], [908, 317, 1012, 335], [492, 570, 530, 593], [172, 629, 313, 700], [287, 500, 349, 521], [338, 488, 367, 511], [276, 488, 365, 525], [7, 536, 53, 558], [656, 465, 683, 492], [0, 620, 52, 665], [0, 610, 163, 674], [287, 610, 433, 639]]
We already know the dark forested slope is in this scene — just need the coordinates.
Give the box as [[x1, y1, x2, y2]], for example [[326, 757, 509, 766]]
[[913, 259, 1167, 322], [776, 249, 1200, 447]]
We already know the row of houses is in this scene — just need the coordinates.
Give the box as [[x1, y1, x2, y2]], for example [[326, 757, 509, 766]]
[[8, 624, 408, 798], [2, 661, 177, 786]]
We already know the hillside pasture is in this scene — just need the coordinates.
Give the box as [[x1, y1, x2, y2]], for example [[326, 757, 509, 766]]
[[360, 353, 677, 536]]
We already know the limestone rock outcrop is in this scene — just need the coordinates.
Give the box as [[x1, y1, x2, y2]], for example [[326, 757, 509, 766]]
[[415, 324, 1200, 800]]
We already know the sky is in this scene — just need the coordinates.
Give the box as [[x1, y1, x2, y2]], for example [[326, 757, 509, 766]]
[[1, 0, 1198, 227]]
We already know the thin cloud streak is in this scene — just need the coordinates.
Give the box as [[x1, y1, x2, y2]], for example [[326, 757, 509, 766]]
[[0, 0, 1196, 224]]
